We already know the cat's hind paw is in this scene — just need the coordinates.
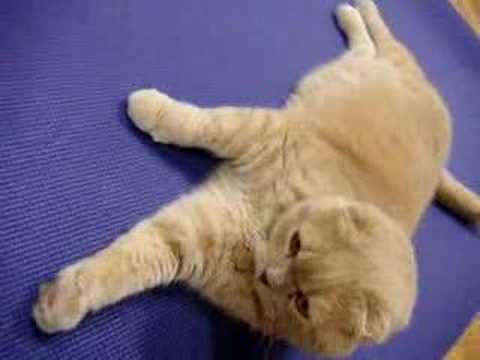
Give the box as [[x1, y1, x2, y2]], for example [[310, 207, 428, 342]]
[[33, 271, 88, 334]]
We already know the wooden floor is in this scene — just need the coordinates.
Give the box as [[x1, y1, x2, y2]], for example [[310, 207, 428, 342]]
[[445, 314, 480, 360], [450, 0, 480, 34]]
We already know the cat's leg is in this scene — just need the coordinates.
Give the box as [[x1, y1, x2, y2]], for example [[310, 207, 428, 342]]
[[354, 0, 394, 50], [336, 3, 375, 56], [293, 4, 375, 100], [33, 180, 243, 333], [354, 0, 424, 75], [127, 89, 282, 160]]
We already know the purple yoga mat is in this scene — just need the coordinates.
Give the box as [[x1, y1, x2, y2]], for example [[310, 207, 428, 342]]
[[1, 1, 479, 359]]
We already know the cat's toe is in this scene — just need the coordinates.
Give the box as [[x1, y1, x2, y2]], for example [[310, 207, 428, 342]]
[[127, 89, 173, 133], [33, 275, 88, 333]]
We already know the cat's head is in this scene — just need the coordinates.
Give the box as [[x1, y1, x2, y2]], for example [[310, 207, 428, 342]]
[[253, 197, 417, 357]]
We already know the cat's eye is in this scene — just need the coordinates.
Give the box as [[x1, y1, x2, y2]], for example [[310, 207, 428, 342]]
[[289, 231, 301, 257], [292, 290, 309, 319]]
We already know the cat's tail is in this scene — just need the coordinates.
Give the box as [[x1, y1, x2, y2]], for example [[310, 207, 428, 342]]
[[436, 169, 480, 223]]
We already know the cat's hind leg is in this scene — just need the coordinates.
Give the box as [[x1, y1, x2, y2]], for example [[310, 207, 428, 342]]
[[33, 181, 243, 333], [127, 89, 281, 161], [336, 3, 375, 56], [354, 0, 394, 51], [292, 4, 375, 101], [355, 0, 424, 76]]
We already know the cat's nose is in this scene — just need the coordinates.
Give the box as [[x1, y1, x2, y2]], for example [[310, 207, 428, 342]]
[[259, 272, 270, 287]]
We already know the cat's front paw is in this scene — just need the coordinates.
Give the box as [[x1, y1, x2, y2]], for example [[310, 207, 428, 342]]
[[33, 270, 88, 334], [127, 89, 174, 135]]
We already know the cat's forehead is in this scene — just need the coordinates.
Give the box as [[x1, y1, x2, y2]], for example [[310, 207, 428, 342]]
[[294, 250, 369, 289]]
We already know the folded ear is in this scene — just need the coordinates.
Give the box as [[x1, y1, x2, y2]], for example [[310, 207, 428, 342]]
[[313, 288, 392, 356], [361, 291, 392, 343], [336, 289, 391, 342], [336, 202, 373, 242]]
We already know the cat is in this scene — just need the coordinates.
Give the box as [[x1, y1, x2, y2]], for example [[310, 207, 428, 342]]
[[33, 0, 480, 357]]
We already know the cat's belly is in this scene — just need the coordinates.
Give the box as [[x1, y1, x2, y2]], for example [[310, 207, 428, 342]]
[[296, 71, 451, 232]]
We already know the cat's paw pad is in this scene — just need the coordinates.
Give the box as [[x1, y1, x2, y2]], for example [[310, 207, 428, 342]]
[[127, 89, 173, 133], [33, 272, 88, 333]]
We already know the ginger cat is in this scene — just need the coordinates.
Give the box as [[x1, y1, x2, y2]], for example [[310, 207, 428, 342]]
[[33, 1, 480, 357]]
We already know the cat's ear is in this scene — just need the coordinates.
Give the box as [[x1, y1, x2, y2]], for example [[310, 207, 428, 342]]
[[360, 292, 392, 342], [336, 203, 372, 241], [310, 288, 391, 356], [336, 289, 392, 344]]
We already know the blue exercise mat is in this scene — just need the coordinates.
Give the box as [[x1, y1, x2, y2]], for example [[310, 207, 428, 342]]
[[1, 1, 479, 359]]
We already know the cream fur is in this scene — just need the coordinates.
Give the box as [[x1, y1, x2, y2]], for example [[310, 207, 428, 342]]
[[33, 1, 480, 357]]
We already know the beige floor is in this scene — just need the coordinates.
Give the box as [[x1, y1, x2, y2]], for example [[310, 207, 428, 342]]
[[450, 0, 480, 34]]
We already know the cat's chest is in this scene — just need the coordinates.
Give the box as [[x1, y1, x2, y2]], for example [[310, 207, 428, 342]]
[[234, 146, 350, 232]]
